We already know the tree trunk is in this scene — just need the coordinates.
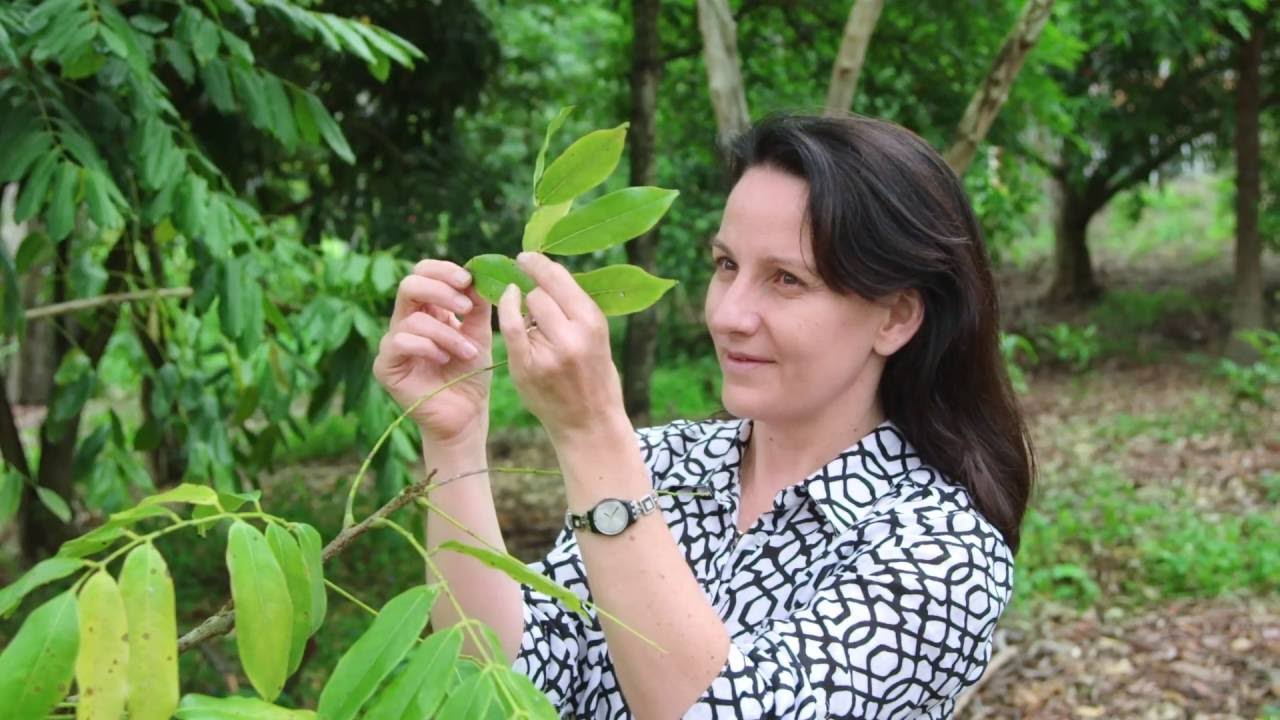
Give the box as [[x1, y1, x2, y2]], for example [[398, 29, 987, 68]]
[[696, 0, 750, 153], [19, 238, 130, 563], [943, 0, 1056, 175], [1226, 15, 1264, 362], [823, 0, 885, 115], [1047, 174, 1101, 304], [623, 0, 662, 428]]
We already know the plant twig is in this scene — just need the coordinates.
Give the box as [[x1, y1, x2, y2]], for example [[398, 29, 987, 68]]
[[23, 287, 193, 321], [177, 470, 438, 653]]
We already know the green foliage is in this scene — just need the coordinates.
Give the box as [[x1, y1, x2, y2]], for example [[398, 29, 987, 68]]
[[465, 114, 678, 318], [1015, 463, 1280, 610], [1216, 330, 1280, 409], [1000, 332, 1038, 394], [0, 591, 79, 719], [1035, 323, 1102, 372]]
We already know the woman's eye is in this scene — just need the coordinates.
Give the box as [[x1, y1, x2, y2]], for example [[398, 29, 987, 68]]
[[777, 271, 803, 287], [713, 256, 735, 271]]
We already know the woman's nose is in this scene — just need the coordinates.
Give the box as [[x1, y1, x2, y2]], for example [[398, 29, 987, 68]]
[[706, 279, 762, 336]]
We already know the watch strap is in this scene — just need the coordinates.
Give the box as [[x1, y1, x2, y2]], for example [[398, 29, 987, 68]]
[[566, 492, 660, 534]]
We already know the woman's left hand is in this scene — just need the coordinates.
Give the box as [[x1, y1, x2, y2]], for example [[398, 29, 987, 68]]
[[497, 252, 628, 443]]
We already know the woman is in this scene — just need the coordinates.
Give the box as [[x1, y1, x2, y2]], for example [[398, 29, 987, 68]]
[[372, 114, 1033, 719]]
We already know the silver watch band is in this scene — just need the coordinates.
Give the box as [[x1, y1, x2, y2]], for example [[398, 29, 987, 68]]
[[566, 492, 659, 533]]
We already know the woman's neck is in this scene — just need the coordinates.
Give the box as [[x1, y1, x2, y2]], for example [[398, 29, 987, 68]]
[[742, 405, 886, 496]]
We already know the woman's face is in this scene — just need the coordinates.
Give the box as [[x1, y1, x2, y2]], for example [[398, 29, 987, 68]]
[[704, 166, 891, 426]]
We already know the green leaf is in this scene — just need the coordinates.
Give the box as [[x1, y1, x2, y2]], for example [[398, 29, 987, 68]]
[[226, 521, 294, 702], [362, 627, 462, 720], [438, 541, 590, 620], [0, 14, 17, 67], [533, 106, 574, 191], [0, 120, 50, 181], [295, 524, 327, 636], [369, 254, 399, 294], [139, 483, 219, 508], [463, 254, 535, 306], [120, 544, 179, 720], [61, 47, 106, 79], [521, 199, 572, 253], [494, 665, 559, 719], [202, 59, 237, 113], [262, 73, 298, 151], [36, 486, 72, 522], [266, 524, 313, 676], [14, 231, 52, 274], [543, 187, 678, 256], [572, 264, 677, 317], [535, 123, 628, 205], [47, 361, 92, 428], [232, 64, 270, 131], [321, 15, 375, 63], [163, 38, 196, 84], [175, 694, 318, 719], [0, 470, 20, 525], [316, 584, 438, 720], [0, 243, 22, 339], [46, 161, 80, 242], [304, 93, 354, 164], [13, 152, 57, 222], [290, 87, 319, 146], [57, 523, 126, 560], [76, 571, 130, 720], [175, 173, 209, 239], [188, 10, 221, 65], [220, 29, 254, 64], [129, 14, 169, 34], [0, 556, 84, 618], [436, 669, 500, 719], [349, 22, 413, 67], [0, 591, 79, 719], [84, 169, 124, 230]]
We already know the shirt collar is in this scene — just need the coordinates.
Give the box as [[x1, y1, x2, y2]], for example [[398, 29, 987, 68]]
[[656, 418, 924, 534]]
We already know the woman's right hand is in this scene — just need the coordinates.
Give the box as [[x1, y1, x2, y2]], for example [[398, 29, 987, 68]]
[[373, 259, 494, 447]]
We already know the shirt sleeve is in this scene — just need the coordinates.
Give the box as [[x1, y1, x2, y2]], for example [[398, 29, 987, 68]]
[[512, 420, 711, 710], [512, 523, 592, 713], [684, 509, 1014, 720]]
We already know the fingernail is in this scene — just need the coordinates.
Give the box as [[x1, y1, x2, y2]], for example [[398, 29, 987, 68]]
[[455, 297, 472, 313], [516, 252, 533, 267], [455, 270, 471, 286], [461, 341, 478, 359]]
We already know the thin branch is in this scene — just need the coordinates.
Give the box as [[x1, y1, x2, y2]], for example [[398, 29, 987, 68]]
[[177, 469, 438, 653], [0, 373, 31, 478], [24, 287, 193, 322]]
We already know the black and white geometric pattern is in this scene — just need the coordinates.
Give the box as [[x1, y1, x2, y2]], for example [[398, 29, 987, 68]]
[[513, 419, 1014, 719]]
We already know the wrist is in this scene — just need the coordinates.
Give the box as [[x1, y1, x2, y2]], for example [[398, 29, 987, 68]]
[[419, 420, 489, 461], [547, 408, 633, 455]]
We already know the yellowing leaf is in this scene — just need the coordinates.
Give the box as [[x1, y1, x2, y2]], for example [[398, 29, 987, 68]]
[[120, 544, 179, 720], [573, 264, 677, 317], [535, 123, 628, 206], [76, 571, 129, 720], [543, 187, 678, 256], [226, 521, 293, 702], [294, 524, 327, 637]]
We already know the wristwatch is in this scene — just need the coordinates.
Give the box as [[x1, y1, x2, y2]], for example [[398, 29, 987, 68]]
[[566, 492, 659, 536]]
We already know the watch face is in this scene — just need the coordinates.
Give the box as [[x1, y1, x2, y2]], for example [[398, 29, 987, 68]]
[[591, 499, 630, 535]]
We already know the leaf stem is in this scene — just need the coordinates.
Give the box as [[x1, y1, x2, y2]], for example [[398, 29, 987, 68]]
[[323, 579, 377, 617]]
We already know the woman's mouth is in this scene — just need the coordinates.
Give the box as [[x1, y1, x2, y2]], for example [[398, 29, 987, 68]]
[[723, 351, 773, 370]]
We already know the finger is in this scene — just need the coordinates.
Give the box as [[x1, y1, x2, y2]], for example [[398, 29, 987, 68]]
[[401, 312, 480, 361], [413, 259, 473, 291], [392, 274, 474, 325], [496, 283, 530, 361], [524, 287, 570, 345], [381, 330, 450, 365], [516, 252, 595, 321]]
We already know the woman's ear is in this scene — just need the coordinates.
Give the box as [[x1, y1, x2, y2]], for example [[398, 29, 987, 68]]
[[873, 289, 924, 357]]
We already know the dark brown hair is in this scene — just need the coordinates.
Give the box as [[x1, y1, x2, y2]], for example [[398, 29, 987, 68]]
[[728, 113, 1034, 553]]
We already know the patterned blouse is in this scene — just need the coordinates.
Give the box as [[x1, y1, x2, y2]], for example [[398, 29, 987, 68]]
[[513, 418, 1014, 719]]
